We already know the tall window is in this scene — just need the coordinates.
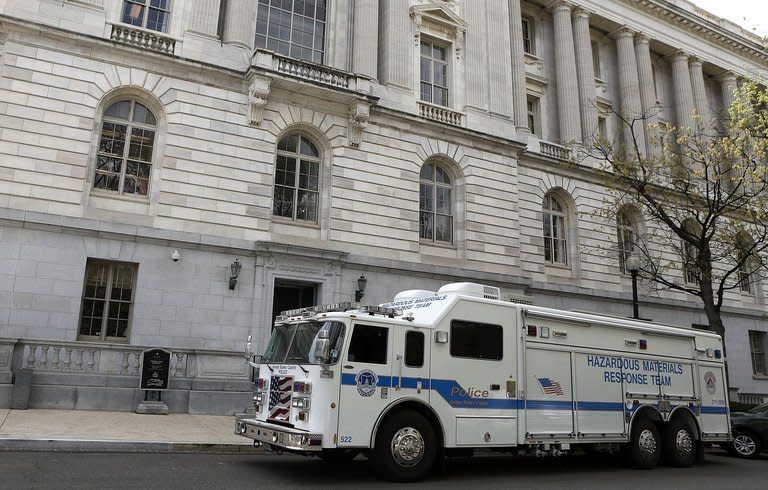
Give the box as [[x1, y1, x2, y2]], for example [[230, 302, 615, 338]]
[[749, 331, 766, 376], [121, 0, 170, 32], [522, 16, 535, 55], [543, 193, 568, 265], [254, 0, 326, 64], [273, 134, 320, 223], [419, 162, 453, 243], [617, 208, 637, 274], [79, 260, 137, 341], [527, 95, 540, 136], [682, 220, 700, 284], [591, 40, 601, 78], [420, 39, 449, 106], [738, 253, 752, 294], [95, 99, 156, 196]]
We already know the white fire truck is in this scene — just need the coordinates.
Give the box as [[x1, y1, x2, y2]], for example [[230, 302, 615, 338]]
[[235, 283, 730, 481]]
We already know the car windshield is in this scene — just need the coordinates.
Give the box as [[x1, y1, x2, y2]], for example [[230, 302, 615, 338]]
[[747, 402, 768, 414], [262, 320, 345, 365]]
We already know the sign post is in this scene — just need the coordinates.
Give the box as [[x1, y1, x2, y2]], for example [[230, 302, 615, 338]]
[[136, 348, 171, 415]]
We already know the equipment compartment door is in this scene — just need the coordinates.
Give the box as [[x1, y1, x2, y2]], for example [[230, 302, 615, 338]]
[[525, 348, 574, 437], [573, 353, 625, 437], [698, 363, 729, 437]]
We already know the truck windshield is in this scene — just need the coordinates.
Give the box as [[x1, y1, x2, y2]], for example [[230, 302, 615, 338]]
[[262, 320, 345, 365]]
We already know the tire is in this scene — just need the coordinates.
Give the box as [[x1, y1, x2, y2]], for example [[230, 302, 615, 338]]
[[731, 430, 762, 459], [372, 410, 437, 482], [662, 420, 697, 467], [625, 418, 661, 469]]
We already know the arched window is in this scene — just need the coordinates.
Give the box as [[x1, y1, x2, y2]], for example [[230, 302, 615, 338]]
[[617, 207, 638, 273], [94, 99, 156, 196], [736, 233, 754, 294], [543, 193, 568, 265], [273, 134, 320, 222], [419, 162, 453, 243]]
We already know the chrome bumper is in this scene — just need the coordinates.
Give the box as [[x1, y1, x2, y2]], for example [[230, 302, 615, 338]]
[[235, 417, 323, 451]]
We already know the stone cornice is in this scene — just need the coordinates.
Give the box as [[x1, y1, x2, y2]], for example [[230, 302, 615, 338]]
[[622, 0, 768, 65]]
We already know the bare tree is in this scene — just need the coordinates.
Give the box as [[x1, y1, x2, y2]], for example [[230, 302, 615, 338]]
[[585, 80, 768, 342]]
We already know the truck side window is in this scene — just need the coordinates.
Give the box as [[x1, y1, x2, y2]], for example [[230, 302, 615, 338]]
[[405, 331, 425, 367], [450, 320, 503, 360], [348, 324, 388, 364]]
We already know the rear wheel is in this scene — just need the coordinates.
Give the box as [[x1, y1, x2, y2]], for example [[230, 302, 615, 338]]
[[731, 430, 762, 459], [372, 410, 437, 482], [625, 418, 661, 469], [662, 420, 697, 467]]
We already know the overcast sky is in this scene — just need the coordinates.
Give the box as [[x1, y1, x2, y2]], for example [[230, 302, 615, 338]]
[[692, 0, 768, 37]]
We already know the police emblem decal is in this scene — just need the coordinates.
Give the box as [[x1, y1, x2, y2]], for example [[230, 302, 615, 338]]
[[355, 369, 378, 397], [704, 371, 717, 395]]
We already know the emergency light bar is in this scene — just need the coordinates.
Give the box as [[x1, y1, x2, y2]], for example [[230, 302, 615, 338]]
[[359, 305, 401, 317], [279, 302, 354, 319]]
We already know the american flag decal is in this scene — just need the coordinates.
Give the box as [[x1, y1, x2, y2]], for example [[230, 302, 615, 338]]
[[268, 375, 293, 421], [537, 377, 564, 396]]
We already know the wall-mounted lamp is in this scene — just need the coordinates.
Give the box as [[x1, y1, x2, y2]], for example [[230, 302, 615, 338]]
[[355, 274, 367, 302], [229, 259, 242, 290], [171, 250, 181, 262]]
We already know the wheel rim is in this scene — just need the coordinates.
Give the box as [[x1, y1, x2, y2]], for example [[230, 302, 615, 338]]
[[638, 428, 658, 457], [675, 429, 694, 458], [390, 426, 425, 467], [734, 434, 756, 456]]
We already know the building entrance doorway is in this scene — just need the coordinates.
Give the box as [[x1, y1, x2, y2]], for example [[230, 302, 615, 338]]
[[271, 279, 318, 325]]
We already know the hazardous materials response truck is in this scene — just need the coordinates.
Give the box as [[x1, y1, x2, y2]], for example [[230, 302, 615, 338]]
[[235, 282, 730, 481]]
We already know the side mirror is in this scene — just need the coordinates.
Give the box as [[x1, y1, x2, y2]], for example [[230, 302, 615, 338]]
[[315, 329, 331, 364]]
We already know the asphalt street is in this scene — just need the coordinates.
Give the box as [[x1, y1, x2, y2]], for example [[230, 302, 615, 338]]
[[0, 449, 765, 489]]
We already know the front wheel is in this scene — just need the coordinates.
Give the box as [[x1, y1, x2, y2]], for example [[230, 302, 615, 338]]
[[731, 430, 762, 459], [625, 419, 661, 469], [372, 410, 437, 482]]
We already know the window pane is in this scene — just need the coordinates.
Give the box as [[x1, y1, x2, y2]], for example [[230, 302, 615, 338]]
[[273, 185, 294, 217], [278, 134, 299, 152], [435, 187, 451, 214], [435, 214, 452, 243], [299, 137, 319, 157], [432, 44, 446, 61], [405, 331, 425, 367], [132, 103, 156, 125], [93, 173, 120, 191], [435, 165, 450, 184], [420, 83, 433, 103], [434, 88, 448, 107], [105, 101, 131, 120], [347, 324, 388, 364], [419, 211, 433, 240], [420, 163, 433, 180], [450, 320, 503, 360], [544, 236, 553, 262], [298, 160, 318, 190], [296, 190, 318, 221], [420, 58, 431, 83], [129, 128, 155, 162], [434, 63, 446, 87], [419, 183, 433, 212], [99, 123, 127, 156], [122, 2, 145, 27], [275, 155, 296, 187]]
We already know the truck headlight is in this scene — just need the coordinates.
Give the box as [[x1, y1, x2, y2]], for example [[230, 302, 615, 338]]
[[291, 397, 310, 410]]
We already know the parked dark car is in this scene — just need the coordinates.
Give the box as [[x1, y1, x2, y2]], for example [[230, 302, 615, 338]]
[[726, 402, 768, 458]]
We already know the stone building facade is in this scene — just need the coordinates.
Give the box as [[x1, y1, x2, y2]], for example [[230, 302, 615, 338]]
[[0, 0, 766, 413]]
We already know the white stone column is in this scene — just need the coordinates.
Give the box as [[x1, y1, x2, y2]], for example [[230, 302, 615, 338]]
[[614, 27, 646, 157], [509, 0, 529, 134], [222, 0, 256, 49], [352, 0, 379, 78], [572, 7, 597, 143], [188, 0, 221, 37], [671, 51, 695, 130], [552, 1, 582, 143], [634, 34, 658, 156], [720, 72, 738, 110], [689, 58, 712, 131]]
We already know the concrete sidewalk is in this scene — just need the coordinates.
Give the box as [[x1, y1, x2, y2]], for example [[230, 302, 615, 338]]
[[0, 408, 257, 453]]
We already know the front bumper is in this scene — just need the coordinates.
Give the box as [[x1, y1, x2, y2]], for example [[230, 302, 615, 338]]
[[235, 417, 323, 451]]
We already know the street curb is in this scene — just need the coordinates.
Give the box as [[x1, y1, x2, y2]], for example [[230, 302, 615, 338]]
[[0, 438, 264, 454]]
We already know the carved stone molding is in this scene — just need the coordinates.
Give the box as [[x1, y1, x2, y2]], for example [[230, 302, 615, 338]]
[[348, 101, 371, 147], [248, 75, 272, 125]]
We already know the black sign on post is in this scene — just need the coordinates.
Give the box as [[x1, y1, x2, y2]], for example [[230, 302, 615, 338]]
[[140, 348, 171, 391]]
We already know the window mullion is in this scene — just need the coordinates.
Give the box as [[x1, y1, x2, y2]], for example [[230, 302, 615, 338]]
[[101, 264, 114, 341]]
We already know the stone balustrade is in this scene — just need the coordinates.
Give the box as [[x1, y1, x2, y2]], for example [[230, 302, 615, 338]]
[[110, 23, 176, 55], [418, 101, 465, 126], [539, 141, 572, 161]]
